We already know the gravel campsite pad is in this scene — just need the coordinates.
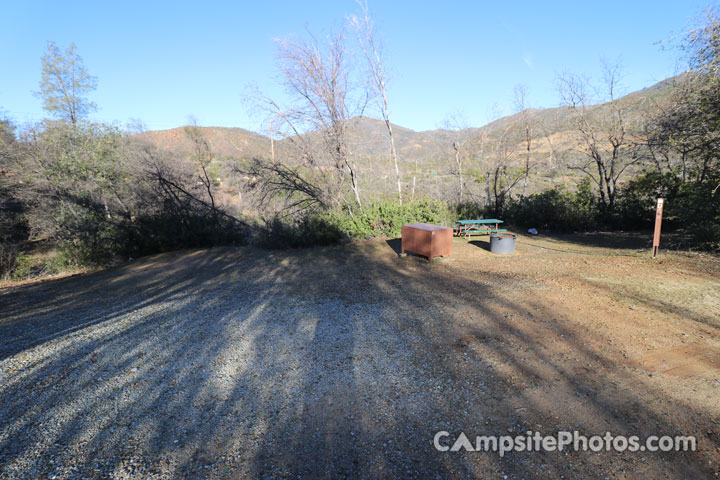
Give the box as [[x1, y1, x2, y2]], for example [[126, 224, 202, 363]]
[[1, 234, 719, 479]]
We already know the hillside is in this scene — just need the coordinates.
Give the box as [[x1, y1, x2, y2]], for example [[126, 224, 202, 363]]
[[131, 75, 686, 199], [135, 126, 270, 161]]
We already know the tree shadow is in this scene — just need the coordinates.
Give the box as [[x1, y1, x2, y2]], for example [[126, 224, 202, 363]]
[[0, 242, 717, 478], [582, 277, 720, 330], [540, 232, 651, 250]]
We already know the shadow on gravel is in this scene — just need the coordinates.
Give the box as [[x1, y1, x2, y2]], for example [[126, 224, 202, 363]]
[[0, 243, 717, 478]]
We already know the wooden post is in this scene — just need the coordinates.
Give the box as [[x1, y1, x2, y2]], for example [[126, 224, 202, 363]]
[[652, 198, 664, 258]]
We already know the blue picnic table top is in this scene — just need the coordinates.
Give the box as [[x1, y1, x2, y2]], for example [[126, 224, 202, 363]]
[[455, 219, 504, 225]]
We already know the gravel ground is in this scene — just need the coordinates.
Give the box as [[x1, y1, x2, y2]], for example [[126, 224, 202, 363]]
[[1, 236, 719, 479]]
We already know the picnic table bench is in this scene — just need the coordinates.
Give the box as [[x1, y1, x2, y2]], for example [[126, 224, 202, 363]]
[[454, 219, 507, 240]]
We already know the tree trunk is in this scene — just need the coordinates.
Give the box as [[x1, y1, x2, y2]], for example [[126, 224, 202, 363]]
[[521, 129, 531, 198], [386, 115, 402, 205], [454, 146, 463, 203], [348, 162, 362, 206]]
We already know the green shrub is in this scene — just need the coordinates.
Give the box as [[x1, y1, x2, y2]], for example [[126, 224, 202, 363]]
[[673, 174, 720, 250], [257, 213, 344, 249], [9, 250, 74, 281], [9, 252, 33, 280], [504, 182, 598, 232], [615, 170, 682, 229], [51, 195, 247, 266], [615, 170, 720, 250], [328, 199, 454, 240], [257, 199, 453, 249], [0, 184, 28, 277], [128, 209, 247, 257], [454, 201, 486, 222]]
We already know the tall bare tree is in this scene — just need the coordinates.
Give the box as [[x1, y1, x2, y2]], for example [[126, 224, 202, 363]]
[[35, 42, 97, 125], [184, 119, 221, 226], [483, 125, 524, 216], [513, 84, 534, 198], [349, 0, 402, 203], [441, 113, 470, 203], [252, 28, 366, 209], [557, 61, 641, 211]]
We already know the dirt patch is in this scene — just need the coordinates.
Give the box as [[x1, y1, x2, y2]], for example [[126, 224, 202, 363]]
[[634, 345, 720, 377]]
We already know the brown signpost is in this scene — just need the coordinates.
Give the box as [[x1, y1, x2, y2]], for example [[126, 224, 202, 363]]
[[652, 198, 664, 258]]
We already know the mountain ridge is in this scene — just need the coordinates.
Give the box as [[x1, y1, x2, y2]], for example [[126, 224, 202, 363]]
[[132, 74, 686, 197], [136, 74, 686, 144]]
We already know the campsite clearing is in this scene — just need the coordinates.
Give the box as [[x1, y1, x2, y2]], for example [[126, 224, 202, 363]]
[[1, 233, 718, 479]]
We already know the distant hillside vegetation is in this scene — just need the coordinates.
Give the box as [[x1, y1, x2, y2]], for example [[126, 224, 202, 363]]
[[131, 75, 687, 199]]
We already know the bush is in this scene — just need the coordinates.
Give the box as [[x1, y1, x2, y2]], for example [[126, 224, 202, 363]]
[[8, 250, 74, 281], [0, 184, 29, 278], [616, 170, 720, 250], [328, 199, 454, 240], [454, 201, 486, 222], [0, 243, 20, 279], [56, 206, 248, 266], [256, 213, 344, 249], [504, 180, 598, 232], [257, 199, 454, 249], [673, 174, 720, 250], [615, 170, 682, 229], [128, 208, 247, 257]]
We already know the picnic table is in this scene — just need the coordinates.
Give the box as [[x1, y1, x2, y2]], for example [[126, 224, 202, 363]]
[[454, 219, 507, 240]]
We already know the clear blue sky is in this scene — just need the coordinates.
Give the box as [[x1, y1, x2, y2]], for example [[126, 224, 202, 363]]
[[0, 0, 709, 133]]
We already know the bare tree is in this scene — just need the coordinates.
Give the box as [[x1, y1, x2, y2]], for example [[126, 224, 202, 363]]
[[349, 0, 402, 204], [252, 28, 367, 210], [451, 139, 463, 203], [459, 105, 505, 207], [184, 119, 220, 226], [539, 123, 559, 170], [513, 84, 534, 198], [483, 125, 524, 216], [0, 118, 18, 174], [557, 61, 642, 211], [240, 158, 328, 214], [440, 113, 471, 203]]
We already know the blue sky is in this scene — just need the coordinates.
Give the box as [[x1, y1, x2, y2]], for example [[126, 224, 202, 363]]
[[0, 0, 710, 133]]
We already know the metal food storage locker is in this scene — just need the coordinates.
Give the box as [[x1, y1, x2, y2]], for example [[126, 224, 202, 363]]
[[401, 223, 452, 261]]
